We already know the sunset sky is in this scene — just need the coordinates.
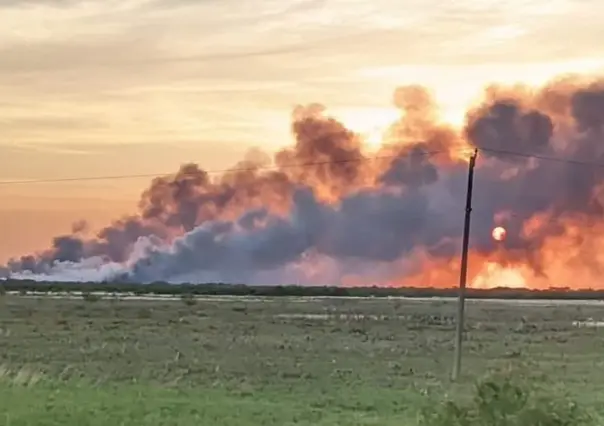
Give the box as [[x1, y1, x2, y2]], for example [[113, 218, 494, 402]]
[[1, 0, 603, 263]]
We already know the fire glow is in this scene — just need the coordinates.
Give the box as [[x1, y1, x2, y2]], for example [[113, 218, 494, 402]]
[[2, 75, 604, 290]]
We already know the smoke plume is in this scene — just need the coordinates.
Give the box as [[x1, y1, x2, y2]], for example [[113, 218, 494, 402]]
[[4, 75, 604, 288]]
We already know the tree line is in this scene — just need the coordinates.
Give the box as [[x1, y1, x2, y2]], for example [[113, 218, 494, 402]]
[[1, 279, 603, 299]]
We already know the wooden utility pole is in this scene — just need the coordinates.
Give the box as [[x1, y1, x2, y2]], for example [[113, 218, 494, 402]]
[[452, 148, 478, 382]]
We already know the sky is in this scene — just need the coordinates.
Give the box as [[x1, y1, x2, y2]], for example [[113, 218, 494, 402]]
[[1, 0, 603, 263]]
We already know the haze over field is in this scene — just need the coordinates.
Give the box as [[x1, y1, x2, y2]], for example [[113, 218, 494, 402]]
[[1, 0, 603, 288]]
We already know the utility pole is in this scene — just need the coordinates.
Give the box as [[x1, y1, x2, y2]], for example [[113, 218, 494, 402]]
[[452, 148, 478, 382]]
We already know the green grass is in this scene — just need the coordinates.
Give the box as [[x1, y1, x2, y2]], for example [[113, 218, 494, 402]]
[[0, 294, 603, 424], [0, 378, 425, 426]]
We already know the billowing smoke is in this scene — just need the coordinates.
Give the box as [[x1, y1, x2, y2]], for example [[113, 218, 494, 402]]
[[4, 75, 604, 288]]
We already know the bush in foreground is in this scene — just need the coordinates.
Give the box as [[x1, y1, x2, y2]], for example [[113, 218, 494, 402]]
[[420, 376, 593, 426]]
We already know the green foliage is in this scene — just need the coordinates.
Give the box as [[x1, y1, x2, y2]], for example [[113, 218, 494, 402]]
[[419, 376, 593, 426], [2, 278, 604, 300]]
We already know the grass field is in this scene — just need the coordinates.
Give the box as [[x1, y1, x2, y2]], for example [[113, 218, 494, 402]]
[[1, 294, 603, 425]]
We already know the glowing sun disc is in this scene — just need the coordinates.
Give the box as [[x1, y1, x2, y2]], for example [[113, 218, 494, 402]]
[[492, 226, 507, 242]]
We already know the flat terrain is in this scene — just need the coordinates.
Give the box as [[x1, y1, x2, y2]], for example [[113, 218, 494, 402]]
[[1, 294, 603, 425]]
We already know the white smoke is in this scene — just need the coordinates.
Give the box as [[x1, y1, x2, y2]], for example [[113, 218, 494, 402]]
[[8, 257, 126, 283]]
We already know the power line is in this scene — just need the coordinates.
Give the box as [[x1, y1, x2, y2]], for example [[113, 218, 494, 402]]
[[471, 208, 557, 228], [479, 147, 604, 169], [472, 206, 594, 231], [5, 145, 604, 187], [0, 147, 471, 186]]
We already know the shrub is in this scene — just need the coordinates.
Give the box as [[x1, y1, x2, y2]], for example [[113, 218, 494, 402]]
[[419, 376, 593, 426], [180, 293, 197, 306]]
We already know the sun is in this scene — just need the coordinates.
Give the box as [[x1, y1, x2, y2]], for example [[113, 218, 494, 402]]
[[331, 106, 401, 150], [363, 126, 387, 148], [492, 226, 507, 242]]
